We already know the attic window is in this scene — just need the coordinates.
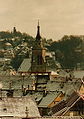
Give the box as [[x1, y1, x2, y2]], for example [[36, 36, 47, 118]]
[[3, 108, 7, 111]]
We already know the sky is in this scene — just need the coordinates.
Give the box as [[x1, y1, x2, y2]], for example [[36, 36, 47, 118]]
[[0, 0, 84, 40]]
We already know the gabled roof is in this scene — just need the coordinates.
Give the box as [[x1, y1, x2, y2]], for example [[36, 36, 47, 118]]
[[38, 92, 61, 108], [46, 78, 82, 100], [0, 97, 40, 117], [53, 91, 84, 116]]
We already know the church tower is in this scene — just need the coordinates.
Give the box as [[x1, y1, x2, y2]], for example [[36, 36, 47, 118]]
[[31, 21, 46, 72]]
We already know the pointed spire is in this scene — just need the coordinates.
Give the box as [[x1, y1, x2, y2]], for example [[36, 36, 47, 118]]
[[36, 20, 41, 40], [38, 20, 39, 26]]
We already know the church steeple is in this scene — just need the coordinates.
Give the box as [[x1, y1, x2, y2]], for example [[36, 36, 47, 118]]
[[31, 21, 46, 72], [36, 20, 41, 41]]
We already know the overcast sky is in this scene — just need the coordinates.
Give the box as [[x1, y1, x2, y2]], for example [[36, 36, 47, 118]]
[[0, 0, 84, 40]]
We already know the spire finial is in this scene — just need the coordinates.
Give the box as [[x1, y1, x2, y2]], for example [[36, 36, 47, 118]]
[[38, 20, 39, 26], [36, 20, 41, 40]]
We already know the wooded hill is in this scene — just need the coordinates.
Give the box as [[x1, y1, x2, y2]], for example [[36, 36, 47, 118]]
[[0, 30, 84, 69]]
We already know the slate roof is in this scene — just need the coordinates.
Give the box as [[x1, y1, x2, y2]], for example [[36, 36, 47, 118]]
[[0, 97, 40, 117], [38, 92, 61, 108], [46, 81, 61, 91], [46, 78, 82, 100], [18, 58, 31, 72]]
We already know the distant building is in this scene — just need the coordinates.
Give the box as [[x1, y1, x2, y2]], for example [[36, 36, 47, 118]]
[[13, 27, 17, 34]]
